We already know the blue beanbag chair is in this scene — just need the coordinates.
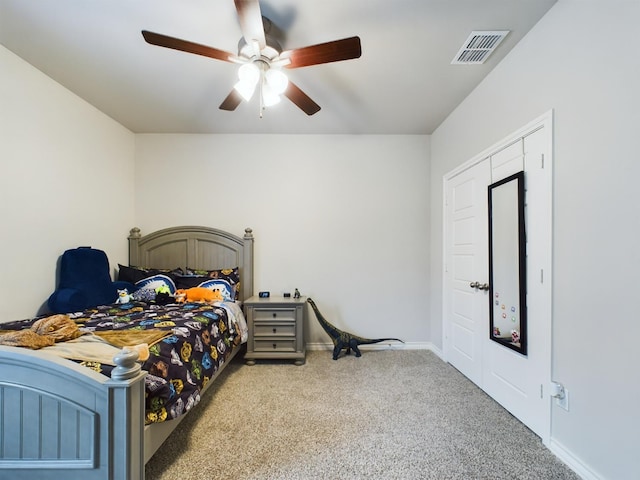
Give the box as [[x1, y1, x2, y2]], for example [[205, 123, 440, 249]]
[[48, 247, 132, 313]]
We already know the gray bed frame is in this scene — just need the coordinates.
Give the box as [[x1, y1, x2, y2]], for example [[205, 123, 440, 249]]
[[0, 225, 254, 480]]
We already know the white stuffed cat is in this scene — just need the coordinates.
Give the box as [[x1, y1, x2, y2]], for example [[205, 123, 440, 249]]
[[116, 288, 135, 304]]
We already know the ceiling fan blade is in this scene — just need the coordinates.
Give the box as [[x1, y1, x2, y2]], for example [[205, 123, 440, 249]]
[[234, 0, 266, 52], [282, 37, 362, 69], [219, 90, 243, 111], [284, 82, 321, 116], [142, 30, 235, 63]]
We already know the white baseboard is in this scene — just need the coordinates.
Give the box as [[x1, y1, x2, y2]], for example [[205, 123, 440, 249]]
[[548, 438, 602, 480]]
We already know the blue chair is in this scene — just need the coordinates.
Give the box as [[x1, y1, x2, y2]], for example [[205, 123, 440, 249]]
[[48, 247, 132, 314]]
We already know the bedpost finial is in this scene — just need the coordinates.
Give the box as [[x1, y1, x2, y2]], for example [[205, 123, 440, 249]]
[[111, 347, 142, 380], [244, 227, 253, 239], [129, 227, 141, 239]]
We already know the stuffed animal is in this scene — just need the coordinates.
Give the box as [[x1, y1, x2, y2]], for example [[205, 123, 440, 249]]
[[154, 284, 174, 305], [307, 298, 404, 360], [116, 289, 135, 304], [175, 287, 223, 303]]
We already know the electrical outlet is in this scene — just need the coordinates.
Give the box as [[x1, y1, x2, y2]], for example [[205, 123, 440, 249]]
[[556, 388, 569, 411]]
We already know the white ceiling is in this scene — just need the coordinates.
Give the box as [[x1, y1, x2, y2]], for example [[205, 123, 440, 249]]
[[0, 0, 556, 135]]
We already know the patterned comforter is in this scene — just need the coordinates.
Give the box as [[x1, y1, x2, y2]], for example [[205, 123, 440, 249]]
[[2, 301, 247, 424]]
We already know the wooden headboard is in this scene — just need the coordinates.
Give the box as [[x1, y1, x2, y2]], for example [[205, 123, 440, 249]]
[[127, 226, 254, 302]]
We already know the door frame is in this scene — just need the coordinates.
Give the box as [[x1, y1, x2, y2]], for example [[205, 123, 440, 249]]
[[442, 110, 553, 445]]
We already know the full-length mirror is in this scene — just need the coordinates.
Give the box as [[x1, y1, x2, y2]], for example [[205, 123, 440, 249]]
[[488, 171, 527, 355]]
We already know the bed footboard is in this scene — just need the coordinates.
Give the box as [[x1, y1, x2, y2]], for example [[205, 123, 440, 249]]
[[0, 346, 146, 480]]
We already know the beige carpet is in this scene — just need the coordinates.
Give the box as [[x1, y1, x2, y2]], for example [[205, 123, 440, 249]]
[[145, 349, 579, 480]]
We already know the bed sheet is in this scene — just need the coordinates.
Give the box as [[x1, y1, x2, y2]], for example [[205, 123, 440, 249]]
[[1, 301, 247, 424]]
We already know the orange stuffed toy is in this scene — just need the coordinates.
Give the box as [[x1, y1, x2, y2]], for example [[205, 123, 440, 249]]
[[175, 287, 223, 303]]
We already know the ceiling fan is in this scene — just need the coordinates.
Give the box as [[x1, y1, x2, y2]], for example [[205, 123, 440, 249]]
[[142, 0, 362, 116]]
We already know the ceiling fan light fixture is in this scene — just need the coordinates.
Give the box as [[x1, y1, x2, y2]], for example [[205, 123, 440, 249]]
[[261, 83, 282, 107], [238, 62, 260, 83], [234, 79, 257, 101], [265, 68, 288, 95], [234, 62, 260, 101]]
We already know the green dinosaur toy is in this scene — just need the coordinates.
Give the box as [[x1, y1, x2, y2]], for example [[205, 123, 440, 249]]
[[307, 298, 404, 360]]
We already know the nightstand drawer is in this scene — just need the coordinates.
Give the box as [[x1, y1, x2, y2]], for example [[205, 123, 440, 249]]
[[253, 338, 297, 352], [254, 322, 296, 337], [252, 308, 296, 322]]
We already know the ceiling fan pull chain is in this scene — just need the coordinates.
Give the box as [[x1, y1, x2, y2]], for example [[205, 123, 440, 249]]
[[259, 67, 265, 118]]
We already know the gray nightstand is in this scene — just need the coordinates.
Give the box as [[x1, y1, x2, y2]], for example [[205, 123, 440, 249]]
[[243, 296, 306, 366]]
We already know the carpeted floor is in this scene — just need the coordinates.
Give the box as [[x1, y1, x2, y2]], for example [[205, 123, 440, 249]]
[[145, 349, 580, 480]]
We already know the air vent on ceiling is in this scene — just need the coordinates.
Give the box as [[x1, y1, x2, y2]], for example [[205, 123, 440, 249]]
[[451, 31, 510, 64]]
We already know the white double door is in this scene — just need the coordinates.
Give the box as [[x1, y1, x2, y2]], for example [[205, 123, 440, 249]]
[[443, 118, 552, 443]]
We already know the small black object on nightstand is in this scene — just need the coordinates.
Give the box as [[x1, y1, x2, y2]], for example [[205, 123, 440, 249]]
[[293, 288, 301, 299]]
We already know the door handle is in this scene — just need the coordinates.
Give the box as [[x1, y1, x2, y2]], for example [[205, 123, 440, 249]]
[[469, 281, 490, 290]]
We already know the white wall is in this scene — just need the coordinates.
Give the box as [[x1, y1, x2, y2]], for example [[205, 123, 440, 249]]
[[135, 134, 431, 346], [0, 46, 136, 321], [430, 1, 640, 479]]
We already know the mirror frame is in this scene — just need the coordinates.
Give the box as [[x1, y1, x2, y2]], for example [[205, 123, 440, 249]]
[[488, 170, 527, 355]]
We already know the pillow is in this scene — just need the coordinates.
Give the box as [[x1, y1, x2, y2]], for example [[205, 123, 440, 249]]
[[131, 274, 177, 302], [181, 267, 240, 301], [118, 264, 182, 284], [197, 279, 235, 302], [174, 275, 209, 290]]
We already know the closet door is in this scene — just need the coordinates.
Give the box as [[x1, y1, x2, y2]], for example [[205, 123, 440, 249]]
[[482, 128, 552, 442], [443, 114, 552, 443], [443, 159, 491, 386]]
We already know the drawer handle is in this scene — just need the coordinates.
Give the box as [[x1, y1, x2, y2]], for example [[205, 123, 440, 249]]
[[273, 328, 277, 334], [272, 313, 277, 318], [272, 343, 277, 349]]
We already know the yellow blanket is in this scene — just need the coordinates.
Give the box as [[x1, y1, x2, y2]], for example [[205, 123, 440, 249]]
[[93, 329, 170, 348]]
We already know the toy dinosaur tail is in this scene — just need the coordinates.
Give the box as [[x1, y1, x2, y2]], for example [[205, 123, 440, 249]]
[[355, 337, 405, 345]]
